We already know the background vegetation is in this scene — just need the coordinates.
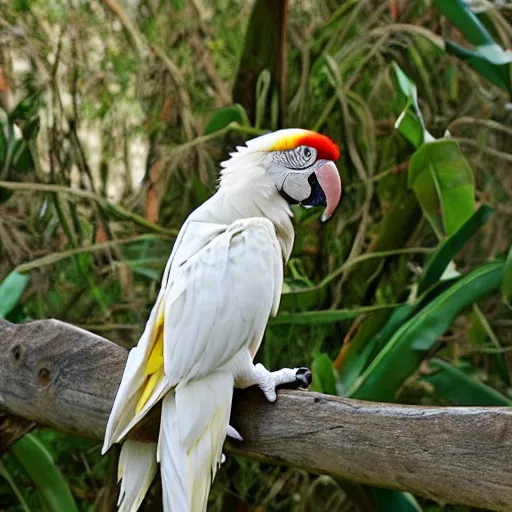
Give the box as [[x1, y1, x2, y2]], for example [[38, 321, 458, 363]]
[[1, 0, 512, 510]]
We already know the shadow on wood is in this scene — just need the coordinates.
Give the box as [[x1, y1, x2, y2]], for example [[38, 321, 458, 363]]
[[0, 318, 511, 511]]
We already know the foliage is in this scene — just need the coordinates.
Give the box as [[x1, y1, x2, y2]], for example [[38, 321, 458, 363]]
[[1, 0, 512, 511]]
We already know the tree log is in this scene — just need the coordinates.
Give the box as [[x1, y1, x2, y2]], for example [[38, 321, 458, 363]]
[[0, 318, 511, 511]]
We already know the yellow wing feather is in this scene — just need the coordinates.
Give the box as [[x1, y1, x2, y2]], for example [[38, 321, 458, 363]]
[[135, 307, 165, 414]]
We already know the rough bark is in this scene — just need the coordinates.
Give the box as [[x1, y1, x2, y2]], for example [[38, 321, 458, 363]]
[[0, 318, 511, 511]]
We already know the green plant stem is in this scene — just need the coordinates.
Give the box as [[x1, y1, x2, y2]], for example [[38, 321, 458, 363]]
[[0, 181, 176, 235], [14, 234, 168, 274], [320, 247, 434, 288]]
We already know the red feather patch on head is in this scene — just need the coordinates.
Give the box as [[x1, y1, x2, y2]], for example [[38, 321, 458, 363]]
[[297, 131, 340, 161]]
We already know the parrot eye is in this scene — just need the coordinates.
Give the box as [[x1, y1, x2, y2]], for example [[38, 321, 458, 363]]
[[272, 145, 317, 170]]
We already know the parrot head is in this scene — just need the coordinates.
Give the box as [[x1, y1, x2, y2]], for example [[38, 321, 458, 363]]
[[222, 129, 342, 222]]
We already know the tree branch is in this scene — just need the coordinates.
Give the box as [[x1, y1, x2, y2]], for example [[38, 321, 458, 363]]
[[0, 318, 511, 511]]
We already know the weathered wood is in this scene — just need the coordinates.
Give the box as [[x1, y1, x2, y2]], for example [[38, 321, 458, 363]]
[[1, 318, 512, 511]]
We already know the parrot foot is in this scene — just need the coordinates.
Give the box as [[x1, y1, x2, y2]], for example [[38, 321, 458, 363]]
[[294, 367, 313, 388], [251, 363, 312, 402]]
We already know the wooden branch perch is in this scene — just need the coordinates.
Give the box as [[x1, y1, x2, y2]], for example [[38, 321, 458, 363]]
[[1, 318, 511, 511]]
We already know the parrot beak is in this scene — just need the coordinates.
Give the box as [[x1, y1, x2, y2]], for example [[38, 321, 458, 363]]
[[316, 161, 342, 222]]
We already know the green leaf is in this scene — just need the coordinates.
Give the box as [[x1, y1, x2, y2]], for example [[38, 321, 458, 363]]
[[392, 61, 417, 99], [408, 139, 475, 237], [391, 62, 430, 149], [423, 358, 511, 406], [350, 261, 504, 402], [434, 0, 494, 46], [339, 279, 456, 396], [203, 104, 250, 135], [337, 309, 394, 396], [419, 205, 493, 294], [435, 0, 512, 93], [311, 353, 337, 395], [0, 271, 30, 318], [445, 41, 512, 94], [11, 435, 79, 512], [367, 487, 423, 512], [394, 108, 424, 149], [502, 245, 512, 308]]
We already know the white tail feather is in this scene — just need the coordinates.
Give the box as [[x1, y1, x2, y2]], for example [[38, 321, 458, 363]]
[[117, 440, 157, 512], [159, 372, 234, 512]]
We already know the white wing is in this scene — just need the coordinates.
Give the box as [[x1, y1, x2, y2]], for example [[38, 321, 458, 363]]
[[105, 217, 283, 445], [162, 216, 283, 385]]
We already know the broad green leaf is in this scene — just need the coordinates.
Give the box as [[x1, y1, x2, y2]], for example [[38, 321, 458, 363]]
[[434, 0, 494, 46], [0, 271, 30, 318], [419, 205, 493, 293], [350, 261, 504, 402], [394, 108, 424, 149], [392, 61, 417, 99], [502, 245, 512, 308], [311, 353, 337, 395], [339, 279, 456, 396], [445, 41, 512, 94], [408, 139, 475, 237], [435, 0, 512, 93], [337, 309, 394, 396], [11, 435, 79, 512], [367, 487, 423, 512], [423, 358, 510, 406], [203, 104, 250, 135]]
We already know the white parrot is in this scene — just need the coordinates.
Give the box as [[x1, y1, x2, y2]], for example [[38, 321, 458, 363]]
[[102, 128, 342, 512]]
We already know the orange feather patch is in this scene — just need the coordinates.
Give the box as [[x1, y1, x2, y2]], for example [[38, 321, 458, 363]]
[[270, 131, 340, 161]]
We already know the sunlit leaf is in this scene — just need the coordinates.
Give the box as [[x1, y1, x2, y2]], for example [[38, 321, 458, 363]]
[[408, 139, 475, 237], [423, 358, 510, 406], [392, 61, 417, 99], [0, 271, 29, 318], [350, 262, 504, 402], [419, 205, 493, 293]]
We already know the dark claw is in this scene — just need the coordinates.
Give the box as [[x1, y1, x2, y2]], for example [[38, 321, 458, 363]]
[[295, 367, 312, 388]]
